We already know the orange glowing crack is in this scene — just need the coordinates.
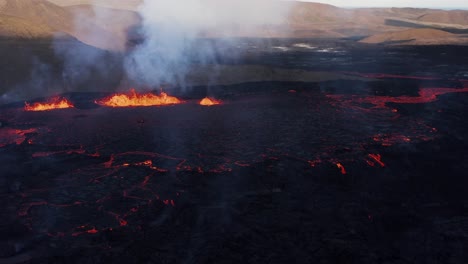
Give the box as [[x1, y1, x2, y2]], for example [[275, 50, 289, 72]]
[[96, 89, 182, 107], [163, 199, 175, 206], [72, 227, 99, 237], [373, 134, 412, 146], [119, 219, 128, 226], [199, 97, 222, 106], [327, 87, 468, 110], [234, 161, 250, 167], [25, 97, 74, 111], [367, 154, 385, 167], [0, 128, 37, 147], [308, 159, 322, 167], [18, 201, 47, 216], [104, 156, 167, 172], [18, 149, 193, 237], [336, 163, 346, 175], [32, 149, 86, 158], [86, 228, 99, 234]]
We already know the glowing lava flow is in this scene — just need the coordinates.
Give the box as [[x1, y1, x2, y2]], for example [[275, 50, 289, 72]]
[[0, 128, 37, 147], [327, 87, 468, 110], [24, 97, 74, 111], [199, 97, 222, 106], [96, 89, 182, 107]]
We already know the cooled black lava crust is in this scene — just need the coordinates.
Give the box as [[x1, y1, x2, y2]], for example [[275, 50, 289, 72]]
[[1, 41, 468, 263]]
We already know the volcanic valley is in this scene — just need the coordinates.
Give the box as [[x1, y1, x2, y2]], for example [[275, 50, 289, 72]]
[[1, 1, 468, 263]]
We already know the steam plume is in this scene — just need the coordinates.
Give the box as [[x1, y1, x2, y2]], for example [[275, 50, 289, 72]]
[[125, 0, 292, 88]]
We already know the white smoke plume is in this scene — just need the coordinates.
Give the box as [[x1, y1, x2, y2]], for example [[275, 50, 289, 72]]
[[125, 0, 292, 88]]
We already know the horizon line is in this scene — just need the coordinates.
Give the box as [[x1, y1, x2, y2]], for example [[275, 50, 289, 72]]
[[293, 1, 468, 10]]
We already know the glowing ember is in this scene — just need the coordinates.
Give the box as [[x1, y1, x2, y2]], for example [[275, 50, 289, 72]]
[[24, 97, 74, 111], [96, 89, 182, 107], [199, 97, 222, 106]]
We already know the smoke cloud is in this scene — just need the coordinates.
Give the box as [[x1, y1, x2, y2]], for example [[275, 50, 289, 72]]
[[125, 0, 292, 88]]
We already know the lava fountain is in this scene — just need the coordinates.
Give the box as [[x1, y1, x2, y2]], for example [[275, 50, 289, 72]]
[[96, 89, 182, 107], [24, 97, 74, 111], [199, 97, 222, 106]]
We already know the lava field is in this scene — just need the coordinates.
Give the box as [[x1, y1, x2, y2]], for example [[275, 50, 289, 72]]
[[1, 71, 468, 263]]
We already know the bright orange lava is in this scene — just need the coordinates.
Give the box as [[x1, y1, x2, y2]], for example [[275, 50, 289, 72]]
[[96, 89, 182, 107], [199, 97, 222, 106], [24, 97, 74, 111]]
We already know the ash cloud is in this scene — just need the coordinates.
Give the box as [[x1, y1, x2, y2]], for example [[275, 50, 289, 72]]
[[125, 0, 292, 89]]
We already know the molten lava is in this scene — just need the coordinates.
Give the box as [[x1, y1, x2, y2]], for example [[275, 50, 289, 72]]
[[24, 97, 74, 111], [96, 89, 182, 107], [199, 97, 222, 106]]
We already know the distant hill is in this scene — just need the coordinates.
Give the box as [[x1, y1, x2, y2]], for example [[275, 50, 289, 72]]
[[288, 2, 347, 24], [0, 0, 139, 50], [287, 3, 468, 37], [0, 14, 53, 37], [417, 10, 468, 25], [0, 0, 73, 32], [286, 2, 468, 44], [46, 0, 141, 11], [1, 0, 468, 48], [360, 28, 454, 44]]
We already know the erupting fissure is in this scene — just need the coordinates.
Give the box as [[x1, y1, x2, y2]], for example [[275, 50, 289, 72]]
[[199, 97, 222, 106], [96, 89, 182, 107], [24, 97, 74, 111]]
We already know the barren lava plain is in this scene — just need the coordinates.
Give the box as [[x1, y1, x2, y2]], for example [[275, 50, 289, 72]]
[[1, 39, 468, 263]]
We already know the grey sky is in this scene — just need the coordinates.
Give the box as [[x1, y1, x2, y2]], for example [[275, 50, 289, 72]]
[[299, 0, 468, 8]]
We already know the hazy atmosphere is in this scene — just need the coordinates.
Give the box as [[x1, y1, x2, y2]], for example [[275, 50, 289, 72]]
[[300, 0, 468, 8]]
